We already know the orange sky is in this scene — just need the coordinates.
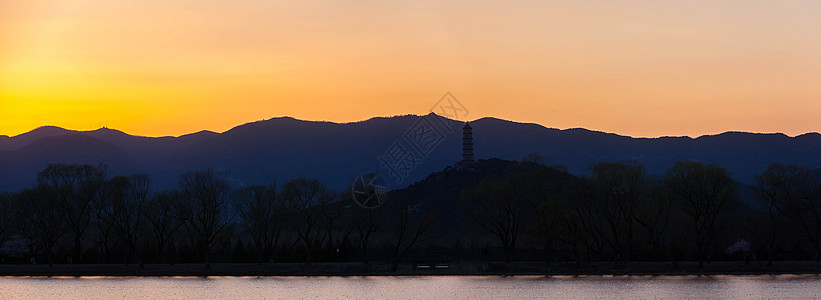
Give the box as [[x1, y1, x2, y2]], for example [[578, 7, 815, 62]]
[[2, 0, 821, 138]]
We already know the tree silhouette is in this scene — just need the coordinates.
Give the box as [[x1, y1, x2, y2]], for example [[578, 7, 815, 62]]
[[8, 158, 821, 270], [353, 204, 381, 262], [583, 161, 651, 262], [233, 183, 285, 263], [144, 190, 184, 264], [387, 198, 436, 272], [634, 179, 671, 261], [756, 163, 821, 262], [12, 185, 66, 266], [94, 174, 150, 266], [0, 193, 10, 249], [37, 164, 105, 263], [665, 161, 737, 269], [463, 179, 521, 263], [281, 178, 335, 264], [507, 163, 567, 263], [178, 170, 233, 271]]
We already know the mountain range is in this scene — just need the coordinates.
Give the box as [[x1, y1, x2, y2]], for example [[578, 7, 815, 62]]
[[2, 113, 821, 192]]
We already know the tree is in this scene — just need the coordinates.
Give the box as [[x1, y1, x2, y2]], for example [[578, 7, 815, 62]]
[[664, 161, 738, 269], [233, 183, 285, 263], [755, 164, 821, 262], [94, 174, 150, 265], [1, 234, 30, 262], [0, 192, 11, 247], [507, 163, 568, 263], [92, 188, 119, 262], [337, 178, 381, 262], [37, 163, 105, 262], [144, 190, 184, 264], [569, 178, 609, 260], [353, 204, 381, 262], [634, 178, 672, 261], [178, 170, 233, 270], [555, 182, 593, 265], [281, 178, 335, 264], [387, 198, 436, 272], [463, 179, 522, 263], [583, 161, 651, 262], [576, 162, 635, 262], [323, 198, 357, 261], [12, 186, 66, 266]]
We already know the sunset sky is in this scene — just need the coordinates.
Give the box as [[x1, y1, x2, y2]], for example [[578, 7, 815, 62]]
[[2, 0, 820, 138]]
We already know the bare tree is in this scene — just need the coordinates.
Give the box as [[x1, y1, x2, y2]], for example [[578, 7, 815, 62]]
[[634, 178, 671, 261], [178, 170, 233, 270], [507, 163, 567, 263], [582, 161, 649, 262], [233, 183, 285, 263], [569, 180, 608, 259], [92, 187, 119, 262], [554, 191, 592, 265], [37, 164, 105, 262], [755, 164, 788, 265], [12, 186, 66, 266], [94, 174, 150, 265], [353, 206, 381, 262], [336, 187, 382, 262], [665, 161, 737, 269], [463, 179, 522, 263], [388, 198, 436, 272], [281, 178, 335, 264], [756, 163, 821, 262], [144, 190, 184, 264], [0, 192, 11, 247]]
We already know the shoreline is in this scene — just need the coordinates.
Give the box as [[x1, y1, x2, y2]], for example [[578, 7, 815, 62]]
[[2, 261, 821, 277]]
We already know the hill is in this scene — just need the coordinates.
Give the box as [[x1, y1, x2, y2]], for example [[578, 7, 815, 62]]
[[2, 114, 821, 192]]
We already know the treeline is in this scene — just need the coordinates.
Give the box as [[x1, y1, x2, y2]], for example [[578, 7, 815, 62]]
[[1, 160, 821, 270], [459, 159, 821, 268], [0, 164, 432, 271]]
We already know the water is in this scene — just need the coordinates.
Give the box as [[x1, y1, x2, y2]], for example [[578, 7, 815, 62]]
[[1, 275, 820, 299]]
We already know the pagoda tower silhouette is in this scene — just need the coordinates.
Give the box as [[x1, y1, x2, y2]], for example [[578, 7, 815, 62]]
[[460, 122, 474, 165]]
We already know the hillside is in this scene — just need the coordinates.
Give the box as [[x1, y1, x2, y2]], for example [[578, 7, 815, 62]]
[[2, 114, 821, 192]]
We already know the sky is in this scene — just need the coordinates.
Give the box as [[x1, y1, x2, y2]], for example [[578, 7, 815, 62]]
[[2, 0, 821, 138]]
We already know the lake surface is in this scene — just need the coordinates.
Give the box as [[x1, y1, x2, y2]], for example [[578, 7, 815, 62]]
[[1, 275, 820, 299]]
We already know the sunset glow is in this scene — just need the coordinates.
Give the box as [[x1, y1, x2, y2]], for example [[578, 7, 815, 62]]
[[2, 0, 821, 138]]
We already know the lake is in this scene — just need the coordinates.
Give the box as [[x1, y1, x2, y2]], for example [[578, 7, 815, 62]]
[[1, 275, 820, 299]]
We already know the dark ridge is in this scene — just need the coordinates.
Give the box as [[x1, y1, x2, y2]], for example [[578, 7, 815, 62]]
[[2, 115, 821, 192], [0, 133, 136, 191], [0, 126, 73, 151]]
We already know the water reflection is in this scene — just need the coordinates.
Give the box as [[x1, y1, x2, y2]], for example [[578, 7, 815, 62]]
[[1, 275, 820, 299]]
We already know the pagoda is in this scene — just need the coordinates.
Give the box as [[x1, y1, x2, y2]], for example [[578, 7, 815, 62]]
[[459, 122, 474, 165]]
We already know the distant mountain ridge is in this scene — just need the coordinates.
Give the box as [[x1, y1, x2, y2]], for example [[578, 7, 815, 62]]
[[2, 114, 821, 192]]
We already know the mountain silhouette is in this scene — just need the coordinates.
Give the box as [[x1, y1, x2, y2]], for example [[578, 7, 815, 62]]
[[0, 126, 73, 152], [0, 133, 136, 191], [2, 114, 821, 192]]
